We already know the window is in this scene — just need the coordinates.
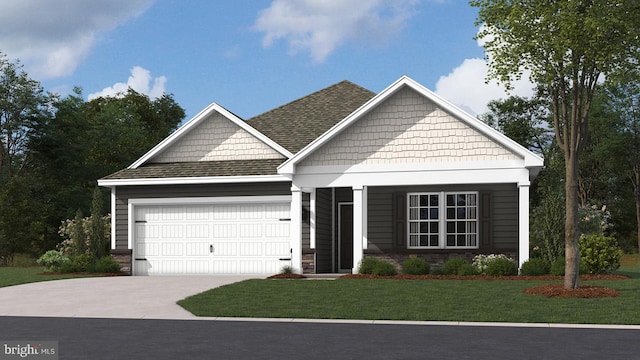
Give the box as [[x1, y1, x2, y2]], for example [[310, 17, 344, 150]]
[[408, 192, 478, 249]]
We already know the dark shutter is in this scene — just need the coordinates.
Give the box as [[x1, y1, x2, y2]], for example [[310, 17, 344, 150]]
[[480, 191, 492, 248], [392, 192, 406, 247]]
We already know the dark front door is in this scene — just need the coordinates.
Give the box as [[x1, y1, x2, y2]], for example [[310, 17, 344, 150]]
[[339, 203, 353, 271]]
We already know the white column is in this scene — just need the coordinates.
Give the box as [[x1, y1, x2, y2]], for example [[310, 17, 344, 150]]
[[362, 186, 368, 250], [518, 183, 530, 270], [352, 185, 364, 273], [290, 186, 303, 274], [110, 187, 116, 250], [309, 188, 316, 249]]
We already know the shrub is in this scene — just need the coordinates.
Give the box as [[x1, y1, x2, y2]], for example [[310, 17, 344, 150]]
[[280, 265, 293, 274], [520, 258, 551, 276], [89, 256, 121, 273], [372, 261, 397, 276], [485, 257, 518, 276], [550, 256, 565, 276], [359, 257, 383, 274], [59, 253, 93, 273], [472, 254, 514, 275], [579, 234, 623, 274], [37, 250, 69, 272], [456, 263, 479, 276], [401, 257, 430, 275], [443, 258, 469, 275]]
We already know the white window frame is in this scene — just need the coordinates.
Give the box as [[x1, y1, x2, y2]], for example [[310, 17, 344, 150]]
[[407, 191, 479, 249]]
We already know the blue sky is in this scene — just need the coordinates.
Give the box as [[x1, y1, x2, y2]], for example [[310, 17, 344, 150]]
[[0, 0, 534, 121]]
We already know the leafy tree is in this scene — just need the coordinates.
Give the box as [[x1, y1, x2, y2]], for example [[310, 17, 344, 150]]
[[0, 176, 40, 265], [89, 187, 107, 259], [471, 0, 640, 289]]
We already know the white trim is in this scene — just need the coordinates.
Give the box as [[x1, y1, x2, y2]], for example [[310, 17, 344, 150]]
[[278, 75, 543, 175], [110, 187, 116, 250], [309, 188, 316, 249], [518, 185, 530, 269], [128, 195, 291, 206], [97, 174, 291, 187], [291, 168, 531, 189], [352, 187, 364, 274], [130, 103, 293, 169], [290, 187, 303, 274], [294, 160, 527, 175], [407, 191, 480, 250]]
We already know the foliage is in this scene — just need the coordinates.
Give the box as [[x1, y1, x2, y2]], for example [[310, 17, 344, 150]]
[[280, 265, 293, 274], [484, 257, 518, 277], [59, 254, 92, 273], [456, 263, 479, 276], [358, 257, 383, 274], [530, 188, 566, 265], [550, 256, 588, 276], [371, 260, 397, 276], [471, 0, 640, 289], [89, 188, 107, 259], [89, 256, 121, 273], [442, 258, 470, 276], [0, 176, 41, 265], [579, 234, 623, 274], [472, 254, 514, 275], [401, 257, 430, 275], [579, 204, 612, 236], [520, 258, 551, 276], [36, 250, 69, 272], [58, 214, 111, 258]]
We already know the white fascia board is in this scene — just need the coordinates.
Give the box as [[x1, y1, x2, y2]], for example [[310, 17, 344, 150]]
[[292, 167, 531, 189], [278, 75, 544, 175], [128, 195, 292, 206], [97, 175, 291, 187], [129, 103, 292, 169], [294, 160, 527, 175]]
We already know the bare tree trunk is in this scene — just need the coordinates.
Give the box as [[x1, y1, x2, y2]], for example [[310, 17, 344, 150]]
[[564, 152, 580, 289]]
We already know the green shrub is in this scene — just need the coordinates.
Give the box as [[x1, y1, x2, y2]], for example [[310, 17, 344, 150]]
[[520, 258, 551, 276], [550, 256, 588, 276], [485, 257, 518, 276], [359, 257, 383, 274], [36, 250, 69, 272], [280, 265, 294, 274], [443, 258, 469, 275], [401, 257, 430, 275], [372, 261, 397, 276], [579, 234, 623, 274], [456, 263, 479, 276], [89, 256, 121, 273]]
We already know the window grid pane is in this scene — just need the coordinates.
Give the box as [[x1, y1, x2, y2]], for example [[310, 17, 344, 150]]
[[444, 192, 478, 248], [408, 193, 440, 248]]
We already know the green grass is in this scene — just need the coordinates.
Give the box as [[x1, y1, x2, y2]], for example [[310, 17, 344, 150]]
[[178, 255, 640, 325], [0, 267, 99, 288]]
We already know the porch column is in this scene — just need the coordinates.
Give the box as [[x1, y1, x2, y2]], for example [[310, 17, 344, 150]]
[[290, 186, 303, 274], [309, 188, 316, 249], [352, 185, 365, 273], [518, 183, 530, 270]]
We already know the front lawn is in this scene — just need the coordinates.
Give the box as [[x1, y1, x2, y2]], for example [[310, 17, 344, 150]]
[[178, 260, 640, 324], [0, 267, 100, 288]]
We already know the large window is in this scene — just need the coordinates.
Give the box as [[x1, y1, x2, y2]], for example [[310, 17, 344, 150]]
[[408, 192, 478, 249]]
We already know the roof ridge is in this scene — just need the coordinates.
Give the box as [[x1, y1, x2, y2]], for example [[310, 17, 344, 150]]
[[247, 80, 371, 121]]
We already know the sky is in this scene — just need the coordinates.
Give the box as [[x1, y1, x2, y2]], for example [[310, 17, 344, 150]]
[[0, 0, 536, 121]]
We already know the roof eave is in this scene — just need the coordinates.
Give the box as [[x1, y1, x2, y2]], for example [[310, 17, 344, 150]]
[[97, 174, 292, 187]]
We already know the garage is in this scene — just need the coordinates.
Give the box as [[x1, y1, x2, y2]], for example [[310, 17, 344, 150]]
[[132, 198, 292, 275]]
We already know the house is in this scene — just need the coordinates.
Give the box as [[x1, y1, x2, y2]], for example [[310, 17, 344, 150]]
[[97, 76, 544, 275]]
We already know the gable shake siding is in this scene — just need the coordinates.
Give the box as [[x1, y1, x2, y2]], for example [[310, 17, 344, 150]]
[[151, 111, 284, 163], [299, 87, 519, 167], [113, 182, 291, 249]]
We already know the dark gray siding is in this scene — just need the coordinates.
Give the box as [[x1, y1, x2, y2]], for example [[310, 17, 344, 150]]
[[302, 192, 310, 250], [113, 182, 291, 249], [315, 188, 333, 273], [366, 184, 519, 251]]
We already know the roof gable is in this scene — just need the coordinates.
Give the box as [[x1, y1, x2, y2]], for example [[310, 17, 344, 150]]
[[279, 76, 544, 174], [248, 80, 375, 154], [129, 103, 292, 169]]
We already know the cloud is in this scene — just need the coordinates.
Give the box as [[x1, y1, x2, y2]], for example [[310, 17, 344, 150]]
[[88, 66, 166, 100], [254, 0, 418, 63], [0, 0, 154, 79], [434, 26, 535, 116]]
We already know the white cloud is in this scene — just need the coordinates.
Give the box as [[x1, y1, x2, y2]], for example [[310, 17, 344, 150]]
[[88, 66, 166, 100], [435, 26, 535, 116], [254, 0, 418, 63], [0, 0, 154, 79]]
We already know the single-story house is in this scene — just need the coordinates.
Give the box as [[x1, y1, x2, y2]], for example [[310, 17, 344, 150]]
[[98, 75, 544, 275]]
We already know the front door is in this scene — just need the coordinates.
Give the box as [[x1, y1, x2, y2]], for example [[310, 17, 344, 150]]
[[338, 203, 353, 272]]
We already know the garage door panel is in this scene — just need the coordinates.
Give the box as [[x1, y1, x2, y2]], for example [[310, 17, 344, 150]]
[[134, 201, 291, 275]]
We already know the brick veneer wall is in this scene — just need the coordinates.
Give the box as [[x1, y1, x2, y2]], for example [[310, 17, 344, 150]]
[[110, 249, 132, 275]]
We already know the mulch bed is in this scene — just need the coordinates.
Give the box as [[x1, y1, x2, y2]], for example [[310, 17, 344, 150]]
[[335, 274, 627, 298], [268, 273, 307, 279]]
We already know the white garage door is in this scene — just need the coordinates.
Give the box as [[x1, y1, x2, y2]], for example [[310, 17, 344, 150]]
[[133, 201, 291, 275]]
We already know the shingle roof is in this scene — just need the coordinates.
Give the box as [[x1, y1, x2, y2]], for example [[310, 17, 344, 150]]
[[101, 159, 285, 180], [247, 80, 376, 153]]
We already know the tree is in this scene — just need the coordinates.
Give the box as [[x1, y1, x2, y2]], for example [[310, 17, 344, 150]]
[[471, 0, 640, 289]]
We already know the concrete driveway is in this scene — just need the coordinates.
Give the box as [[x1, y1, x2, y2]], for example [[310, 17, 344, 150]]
[[0, 275, 255, 319]]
